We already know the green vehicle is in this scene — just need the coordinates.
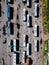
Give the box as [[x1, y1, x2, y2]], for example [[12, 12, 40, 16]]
[[45, 57, 49, 65], [44, 40, 49, 54], [44, 40, 49, 65], [44, 53, 49, 65]]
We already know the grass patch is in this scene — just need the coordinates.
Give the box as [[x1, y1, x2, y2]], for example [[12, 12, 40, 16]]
[[42, 0, 49, 33]]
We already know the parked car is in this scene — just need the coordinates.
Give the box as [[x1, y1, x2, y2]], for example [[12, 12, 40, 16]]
[[6, 21, 10, 35], [23, 8, 28, 21], [6, 21, 14, 35], [27, 43, 31, 55], [26, 0, 31, 8], [10, 39, 19, 52], [34, 0, 39, 3], [13, 39, 19, 52], [22, 51, 26, 63], [22, 0, 26, 3], [7, 5, 10, 19], [34, 40, 39, 52], [7, 0, 14, 4], [23, 34, 28, 47], [34, 24, 39, 37], [13, 39, 17, 52], [13, 53, 16, 65], [27, 14, 32, 27], [34, 4, 39, 18], [13, 53, 19, 65], [7, 5, 14, 19], [0, 4, 1, 17]]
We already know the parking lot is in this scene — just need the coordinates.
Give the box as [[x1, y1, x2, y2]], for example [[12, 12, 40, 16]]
[[0, 0, 49, 65]]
